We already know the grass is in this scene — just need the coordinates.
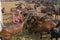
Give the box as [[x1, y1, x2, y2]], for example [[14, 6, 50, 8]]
[[3, 13, 50, 40], [3, 13, 60, 40]]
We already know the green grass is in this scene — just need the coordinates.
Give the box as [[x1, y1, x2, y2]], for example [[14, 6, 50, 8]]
[[3, 13, 60, 40], [2, 13, 50, 40]]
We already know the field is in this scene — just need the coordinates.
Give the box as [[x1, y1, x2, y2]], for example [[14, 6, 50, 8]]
[[2, 12, 60, 40], [1, 1, 60, 40], [1, 0, 60, 40]]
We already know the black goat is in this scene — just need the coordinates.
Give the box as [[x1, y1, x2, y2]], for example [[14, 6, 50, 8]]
[[50, 20, 60, 40]]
